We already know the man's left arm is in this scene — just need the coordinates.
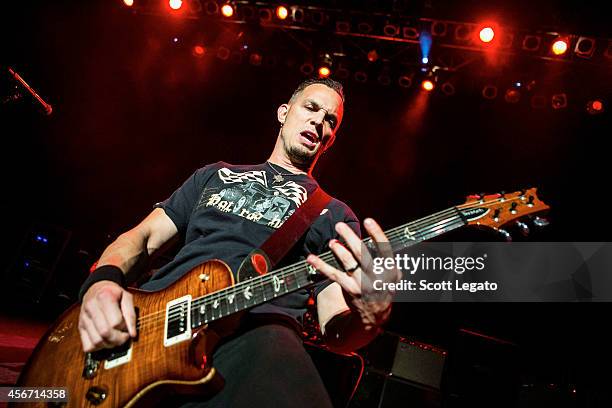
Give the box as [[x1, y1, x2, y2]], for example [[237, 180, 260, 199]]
[[308, 218, 399, 354]]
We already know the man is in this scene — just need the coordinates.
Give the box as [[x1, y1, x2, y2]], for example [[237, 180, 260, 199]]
[[78, 78, 398, 407]]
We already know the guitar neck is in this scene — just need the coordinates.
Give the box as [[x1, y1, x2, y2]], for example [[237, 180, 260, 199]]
[[189, 206, 466, 329]]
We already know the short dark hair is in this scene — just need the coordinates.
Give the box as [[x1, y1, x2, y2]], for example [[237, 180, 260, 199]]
[[289, 78, 345, 103]]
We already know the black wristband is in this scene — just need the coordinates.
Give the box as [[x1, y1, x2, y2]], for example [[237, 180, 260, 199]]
[[78, 265, 126, 303]]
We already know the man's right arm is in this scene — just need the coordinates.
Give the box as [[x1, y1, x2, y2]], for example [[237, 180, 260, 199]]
[[78, 208, 178, 352]]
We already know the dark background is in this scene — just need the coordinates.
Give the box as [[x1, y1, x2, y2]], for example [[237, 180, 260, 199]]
[[1, 0, 610, 404]]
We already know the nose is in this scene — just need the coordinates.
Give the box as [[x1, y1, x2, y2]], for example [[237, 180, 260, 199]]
[[310, 109, 326, 126]]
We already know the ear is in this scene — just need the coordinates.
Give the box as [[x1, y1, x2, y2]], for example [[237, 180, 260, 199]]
[[277, 104, 289, 125]]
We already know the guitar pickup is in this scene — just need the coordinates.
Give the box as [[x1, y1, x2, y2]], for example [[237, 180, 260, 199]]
[[164, 295, 192, 347]]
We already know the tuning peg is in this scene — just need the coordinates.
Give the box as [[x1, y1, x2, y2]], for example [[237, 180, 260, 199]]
[[498, 228, 512, 241], [499, 191, 506, 202], [510, 202, 518, 214], [516, 221, 530, 236], [533, 216, 550, 227], [527, 195, 535, 207]]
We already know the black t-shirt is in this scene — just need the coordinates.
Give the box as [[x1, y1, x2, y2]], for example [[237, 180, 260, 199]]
[[140, 161, 360, 328]]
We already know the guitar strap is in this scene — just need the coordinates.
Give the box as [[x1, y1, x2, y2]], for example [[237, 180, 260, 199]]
[[256, 186, 332, 271]]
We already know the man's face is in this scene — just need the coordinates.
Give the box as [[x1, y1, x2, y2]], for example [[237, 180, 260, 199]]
[[278, 84, 344, 167]]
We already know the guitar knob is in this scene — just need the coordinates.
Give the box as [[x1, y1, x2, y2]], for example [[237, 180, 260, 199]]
[[516, 221, 530, 236], [533, 216, 550, 227], [498, 229, 512, 241], [86, 386, 108, 405]]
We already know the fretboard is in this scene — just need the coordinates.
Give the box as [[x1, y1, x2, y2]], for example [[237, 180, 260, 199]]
[[186, 205, 467, 329]]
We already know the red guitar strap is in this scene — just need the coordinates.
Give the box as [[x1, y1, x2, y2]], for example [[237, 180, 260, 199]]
[[256, 186, 332, 270]]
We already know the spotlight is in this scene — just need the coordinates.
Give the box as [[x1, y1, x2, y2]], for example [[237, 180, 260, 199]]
[[431, 21, 447, 37], [422, 57, 429, 64], [259, 8, 272, 22], [441, 82, 456, 96], [317, 53, 332, 78], [300, 62, 314, 75], [522, 35, 541, 51], [292, 7, 304, 23], [454, 24, 472, 41], [551, 93, 568, 109], [249, 52, 263, 66], [398, 74, 413, 88], [123, 0, 134, 6], [193, 45, 206, 57], [221, 3, 234, 17], [318, 66, 331, 78], [574, 37, 596, 58], [311, 10, 325, 25], [354, 71, 368, 83], [504, 88, 521, 103], [383, 24, 400, 37], [403, 26, 419, 39], [367, 50, 379, 63], [216, 46, 230, 60], [551, 38, 569, 55], [276, 6, 288, 20], [169, 0, 182, 10], [422, 80, 434, 91], [482, 85, 498, 99], [586, 99, 604, 115], [479, 26, 495, 43], [204, 1, 218, 14]]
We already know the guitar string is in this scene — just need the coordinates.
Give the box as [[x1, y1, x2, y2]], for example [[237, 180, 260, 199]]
[[137, 195, 532, 331], [134, 206, 466, 330], [134, 195, 532, 329], [135, 195, 531, 330]]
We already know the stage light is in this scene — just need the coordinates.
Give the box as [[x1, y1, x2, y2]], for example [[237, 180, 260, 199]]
[[193, 45, 206, 57], [398, 74, 413, 88], [354, 71, 368, 83], [123, 0, 134, 6], [454, 24, 472, 41], [441, 82, 455, 96], [431, 21, 447, 37], [551, 38, 569, 55], [259, 8, 272, 22], [169, 0, 183, 10], [482, 85, 498, 99], [551, 93, 568, 109], [204, 1, 219, 15], [358, 22, 373, 34], [422, 80, 434, 91], [504, 88, 521, 103], [367, 50, 379, 63], [300, 62, 314, 75], [574, 37, 596, 58], [276, 6, 288, 20], [479, 27, 495, 43], [318, 66, 331, 78], [422, 57, 429, 64], [403, 26, 419, 40], [216, 46, 230, 60], [586, 100, 604, 115], [383, 24, 400, 37], [522, 35, 541, 51], [335, 64, 350, 80], [221, 3, 234, 17], [336, 21, 350, 33], [249, 52, 263, 66]]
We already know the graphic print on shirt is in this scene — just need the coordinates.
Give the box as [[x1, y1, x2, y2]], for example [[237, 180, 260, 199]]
[[197, 167, 308, 229]]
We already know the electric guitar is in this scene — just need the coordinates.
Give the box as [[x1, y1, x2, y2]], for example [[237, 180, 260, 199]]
[[15, 188, 549, 407]]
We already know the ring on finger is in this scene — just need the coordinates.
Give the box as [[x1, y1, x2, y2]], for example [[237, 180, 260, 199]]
[[345, 263, 360, 275]]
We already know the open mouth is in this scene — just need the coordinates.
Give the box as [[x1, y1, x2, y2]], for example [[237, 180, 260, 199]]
[[300, 130, 318, 145]]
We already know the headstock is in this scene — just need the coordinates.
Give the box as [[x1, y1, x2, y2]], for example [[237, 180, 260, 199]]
[[457, 188, 550, 239]]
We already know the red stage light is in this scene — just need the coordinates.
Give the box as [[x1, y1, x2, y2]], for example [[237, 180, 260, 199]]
[[276, 6, 288, 20], [552, 39, 568, 55], [318, 66, 331, 78], [193, 45, 206, 56], [367, 49, 379, 63], [123, 0, 134, 6], [479, 27, 495, 43], [221, 4, 234, 17], [587, 99, 604, 114], [169, 0, 182, 10], [422, 80, 434, 91]]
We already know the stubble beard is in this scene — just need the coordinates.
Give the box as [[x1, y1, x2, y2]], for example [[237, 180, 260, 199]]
[[281, 130, 317, 170]]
